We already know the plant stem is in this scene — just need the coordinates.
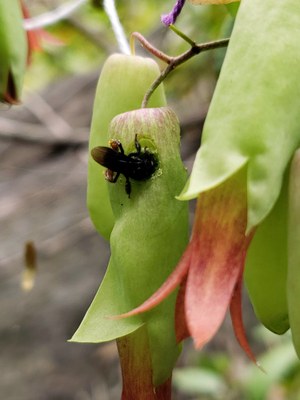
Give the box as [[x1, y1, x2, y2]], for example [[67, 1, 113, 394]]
[[169, 24, 195, 46], [117, 327, 172, 400], [103, 0, 130, 54], [130, 32, 172, 62], [141, 37, 230, 108], [23, 0, 87, 30]]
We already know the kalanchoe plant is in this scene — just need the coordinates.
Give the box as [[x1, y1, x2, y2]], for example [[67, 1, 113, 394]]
[[119, 168, 257, 363], [116, 0, 300, 364], [72, 107, 189, 399], [0, 1, 28, 103], [71, 0, 300, 397]]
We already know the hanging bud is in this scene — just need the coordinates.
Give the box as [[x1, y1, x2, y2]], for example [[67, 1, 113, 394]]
[[0, 1, 28, 104], [87, 54, 166, 240], [72, 107, 189, 395]]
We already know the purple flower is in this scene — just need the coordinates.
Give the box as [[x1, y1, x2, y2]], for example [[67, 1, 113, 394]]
[[161, 0, 186, 26]]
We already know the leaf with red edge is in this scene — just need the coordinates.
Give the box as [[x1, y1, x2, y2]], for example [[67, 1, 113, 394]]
[[230, 269, 260, 366], [184, 169, 251, 349], [175, 277, 189, 342]]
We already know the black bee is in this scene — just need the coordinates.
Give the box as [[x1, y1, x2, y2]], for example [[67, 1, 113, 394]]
[[91, 135, 158, 197]]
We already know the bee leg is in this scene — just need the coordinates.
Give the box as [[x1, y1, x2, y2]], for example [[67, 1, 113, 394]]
[[105, 169, 120, 183], [112, 171, 121, 183], [109, 139, 124, 154], [134, 134, 141, 153], [125, 177, 131, 198]]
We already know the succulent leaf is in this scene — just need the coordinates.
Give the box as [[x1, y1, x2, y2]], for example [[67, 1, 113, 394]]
[[180, 0, 300, 233]]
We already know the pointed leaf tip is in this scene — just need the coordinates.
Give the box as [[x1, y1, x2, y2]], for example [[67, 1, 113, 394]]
[[230, 268, 259, 366], [184, 170, 250, 349]]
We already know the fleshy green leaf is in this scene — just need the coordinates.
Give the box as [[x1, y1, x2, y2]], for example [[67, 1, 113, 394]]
[[245, 174, 289, 335], [180, 0, 300, 232]]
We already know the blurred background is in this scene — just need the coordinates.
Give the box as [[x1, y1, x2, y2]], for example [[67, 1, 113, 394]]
[[1, 1, 300, 399]]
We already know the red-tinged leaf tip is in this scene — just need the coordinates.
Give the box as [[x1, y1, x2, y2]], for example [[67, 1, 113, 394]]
[[175, 277, 190, 342], [111, 242, 193, 320], [21, 0, 65, 64], [20, 1, 39, 63], [230, 265, 264, 370], [34, 30, 66, 51], [185, 235, 243, 349], [184, 171, 249, 349]]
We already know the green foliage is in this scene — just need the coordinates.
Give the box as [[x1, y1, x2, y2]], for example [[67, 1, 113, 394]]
[[173, 367, 227, 397], [180, 0, 300, 230], [245, 175, 289, 334], [18, 0, 300, 397]]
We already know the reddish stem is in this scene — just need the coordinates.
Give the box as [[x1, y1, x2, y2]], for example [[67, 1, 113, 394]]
[[117, 327, 172, 400], [131, 32, 172, 63]]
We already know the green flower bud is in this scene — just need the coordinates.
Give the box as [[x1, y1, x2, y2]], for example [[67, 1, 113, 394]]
[[73, 107, 189, 387], [87, 54, 166, 240], [0, 1, 27, 103]]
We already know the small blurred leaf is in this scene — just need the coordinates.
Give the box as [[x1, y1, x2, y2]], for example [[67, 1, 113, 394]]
[[173, 367, 227, 396], [243, 341, 298, 400]]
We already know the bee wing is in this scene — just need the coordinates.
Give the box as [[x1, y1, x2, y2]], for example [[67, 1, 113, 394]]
[[91, 146, 117, 168]]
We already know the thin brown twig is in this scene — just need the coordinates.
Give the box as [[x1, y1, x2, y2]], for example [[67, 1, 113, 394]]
[[141, 37, 230, 108], [130, 32, 172, 63]]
